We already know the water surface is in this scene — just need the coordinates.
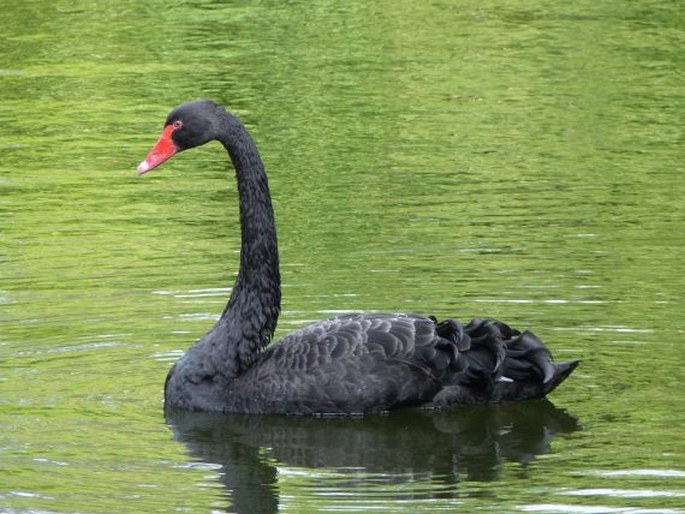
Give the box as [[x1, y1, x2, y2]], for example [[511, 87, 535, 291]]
[[2, 1, 684, 512]]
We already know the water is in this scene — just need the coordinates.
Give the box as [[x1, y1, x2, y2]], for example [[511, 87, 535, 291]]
[[2, 0, 684, 512]]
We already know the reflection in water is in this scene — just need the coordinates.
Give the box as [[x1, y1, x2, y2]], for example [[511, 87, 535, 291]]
[[166, 401, 579, 513]]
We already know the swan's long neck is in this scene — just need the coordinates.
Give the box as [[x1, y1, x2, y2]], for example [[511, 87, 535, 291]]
[[213, 114, 281, 377]]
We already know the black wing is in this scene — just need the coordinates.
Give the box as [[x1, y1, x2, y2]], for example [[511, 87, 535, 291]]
[[225, 313, 577, 414]]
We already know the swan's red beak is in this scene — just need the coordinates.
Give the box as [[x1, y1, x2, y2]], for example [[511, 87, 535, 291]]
[[137, 124, 178, 175]]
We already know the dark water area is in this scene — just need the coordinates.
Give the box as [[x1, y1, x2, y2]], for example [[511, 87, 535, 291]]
[[2, 1, 684, 512], [166, 401, 581, 512]]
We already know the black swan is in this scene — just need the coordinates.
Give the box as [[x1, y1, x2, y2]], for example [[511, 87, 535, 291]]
[[138, 100, 578, 415]]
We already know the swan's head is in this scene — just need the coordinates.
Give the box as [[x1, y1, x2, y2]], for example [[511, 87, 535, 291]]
[[137, 100, 224, 175]]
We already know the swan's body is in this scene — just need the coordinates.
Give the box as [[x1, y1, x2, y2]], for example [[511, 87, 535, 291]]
[[138, 100, 578, 415]]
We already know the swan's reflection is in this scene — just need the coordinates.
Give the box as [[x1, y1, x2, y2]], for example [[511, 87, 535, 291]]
[[166, 401, 579, 513]]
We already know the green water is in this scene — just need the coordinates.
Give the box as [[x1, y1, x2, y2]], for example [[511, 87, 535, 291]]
[[2, 0, 684, 512]]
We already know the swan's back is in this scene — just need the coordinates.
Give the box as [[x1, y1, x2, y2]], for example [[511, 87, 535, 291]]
[[223, 313, 577, 415]]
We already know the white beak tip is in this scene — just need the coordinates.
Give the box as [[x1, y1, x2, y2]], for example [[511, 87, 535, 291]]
[[137, 160, 151, 175]]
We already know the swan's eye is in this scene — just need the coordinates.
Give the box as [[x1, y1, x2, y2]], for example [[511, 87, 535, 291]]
[[172, 120, 183, 130]]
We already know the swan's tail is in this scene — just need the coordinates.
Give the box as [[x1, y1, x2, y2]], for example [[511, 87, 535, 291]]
[[429, 318, 579, 407]]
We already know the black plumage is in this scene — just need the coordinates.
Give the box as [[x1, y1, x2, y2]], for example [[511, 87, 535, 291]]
[[137, 100, 578, 415]]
